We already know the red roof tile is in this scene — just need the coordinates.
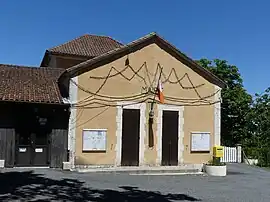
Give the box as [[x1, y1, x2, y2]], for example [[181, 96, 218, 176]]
[[48, 34, 123, 58], [0, 64, 66, 104]]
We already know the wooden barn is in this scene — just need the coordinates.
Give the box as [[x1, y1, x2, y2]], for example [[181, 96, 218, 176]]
[[0, 64, 69, 168]]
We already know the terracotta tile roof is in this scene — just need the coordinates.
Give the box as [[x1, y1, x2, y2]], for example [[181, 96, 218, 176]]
[[0, 64, 66, 104], [48, 34, 123, 58]]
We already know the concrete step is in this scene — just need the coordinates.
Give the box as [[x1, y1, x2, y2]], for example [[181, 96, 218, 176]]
[[129, 171, 205, 176], [74, 164, 203, 175]]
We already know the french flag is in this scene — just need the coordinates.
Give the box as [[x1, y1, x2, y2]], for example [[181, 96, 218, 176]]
[[157, 80, 165, 104]]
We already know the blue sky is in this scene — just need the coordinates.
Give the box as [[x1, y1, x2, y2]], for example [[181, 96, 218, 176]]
[[0, 1, 269, 95]]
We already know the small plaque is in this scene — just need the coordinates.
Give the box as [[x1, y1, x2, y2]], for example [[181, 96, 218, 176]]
[[35, 148, 43, 153], [19, 148, 27, 152]]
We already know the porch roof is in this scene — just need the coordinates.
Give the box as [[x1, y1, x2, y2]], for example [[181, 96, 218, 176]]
[[0, 64, 66, 105]]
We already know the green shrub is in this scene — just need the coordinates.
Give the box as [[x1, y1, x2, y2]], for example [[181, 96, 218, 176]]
[[244, 147, 259, 159], [206, 157, 226, 166]]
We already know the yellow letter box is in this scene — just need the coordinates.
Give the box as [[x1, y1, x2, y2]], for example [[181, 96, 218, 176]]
[[213, 146, 224, 158]]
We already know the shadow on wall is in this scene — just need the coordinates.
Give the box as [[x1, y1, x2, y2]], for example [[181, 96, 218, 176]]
[[0, 171, 201, 202]]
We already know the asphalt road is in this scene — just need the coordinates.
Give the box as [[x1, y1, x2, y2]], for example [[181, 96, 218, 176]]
[[0, 163, 269, 201]]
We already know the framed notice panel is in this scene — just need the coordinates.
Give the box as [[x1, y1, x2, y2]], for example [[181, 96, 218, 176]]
[[82, 129, 107, 152], [191, 132, 210, 152]]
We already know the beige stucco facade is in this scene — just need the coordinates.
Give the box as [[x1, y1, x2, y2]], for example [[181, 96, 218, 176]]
[[68, 43, 222, 167]]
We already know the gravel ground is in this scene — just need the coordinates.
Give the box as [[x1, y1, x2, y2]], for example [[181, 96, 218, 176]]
[[0, 163, 269, 201]]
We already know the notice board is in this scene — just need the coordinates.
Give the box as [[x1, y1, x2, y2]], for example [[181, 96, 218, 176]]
[[82, 129, 107, 151], [191, 132, 210, 152]]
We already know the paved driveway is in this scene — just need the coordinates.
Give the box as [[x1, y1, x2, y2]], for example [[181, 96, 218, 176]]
[[0, 163, 269, 201]]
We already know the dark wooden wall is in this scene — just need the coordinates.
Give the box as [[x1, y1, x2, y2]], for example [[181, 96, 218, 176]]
[[0, 103, 15, 167], [50, 129, 68, 168], [49, 107, 69, 168], [55, 56, 87, 70], [0, 129, 15, 167], [0, 102, 69, 168]]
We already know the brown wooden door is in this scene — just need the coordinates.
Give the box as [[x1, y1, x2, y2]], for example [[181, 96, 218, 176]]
[[32, 129, 49, 166], [16, 132, 33, 166], [162, 110, 178, 166], [16, 131, 49, 167], [121, 109, 140, 166]]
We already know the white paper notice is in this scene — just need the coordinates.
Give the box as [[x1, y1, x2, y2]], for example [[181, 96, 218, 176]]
[[191, 132, 210, 152], [19, 148, 27, 152], [35, 148, 43, 153], [82, 129, 106, 151]]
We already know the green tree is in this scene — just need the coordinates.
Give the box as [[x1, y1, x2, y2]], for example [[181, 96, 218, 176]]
[[197, 59, 252, 146], [248, 88, 270, 165]]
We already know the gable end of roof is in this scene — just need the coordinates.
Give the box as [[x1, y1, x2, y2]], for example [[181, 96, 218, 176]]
[[67, 33, 226, 88]]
